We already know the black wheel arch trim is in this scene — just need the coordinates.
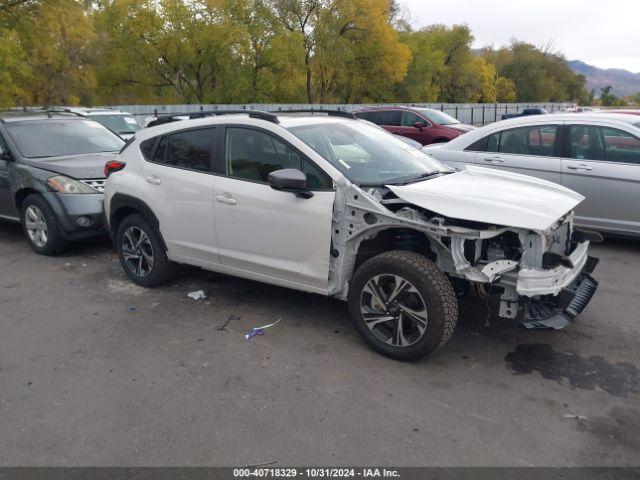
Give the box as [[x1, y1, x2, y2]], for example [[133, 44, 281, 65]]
[[109, 193, 168, 251]]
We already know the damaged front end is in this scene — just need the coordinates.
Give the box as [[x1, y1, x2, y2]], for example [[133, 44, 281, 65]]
[[328, 176, 599, 330]]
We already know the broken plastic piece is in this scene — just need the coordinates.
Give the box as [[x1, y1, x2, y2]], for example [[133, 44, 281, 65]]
[[245, 319, 281, 340], [187, 290, 206, 300]]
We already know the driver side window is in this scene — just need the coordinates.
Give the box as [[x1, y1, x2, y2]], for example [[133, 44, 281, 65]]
[[225, 127, 332, 189], [401, 111, 426, 127]]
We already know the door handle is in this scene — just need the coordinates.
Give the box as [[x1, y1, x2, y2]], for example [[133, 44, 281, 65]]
[[566, 163, 593, 171], [215, 195, 237, 205], [483, 156, 504, 163], [145, 176, 162, 185]]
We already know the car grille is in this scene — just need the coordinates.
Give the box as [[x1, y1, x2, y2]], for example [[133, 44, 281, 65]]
[[80, 179, 106, 193]]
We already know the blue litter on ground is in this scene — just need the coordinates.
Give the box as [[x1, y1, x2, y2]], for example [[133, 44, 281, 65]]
[[245, 319, 281, 340]]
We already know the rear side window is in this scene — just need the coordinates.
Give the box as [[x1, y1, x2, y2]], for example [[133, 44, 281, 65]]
[[148, 128, 216, 172], [355, 111, 376, 122], [569, 125, 640, 163], [486, 125, 558, 156], [139, 138, 157, 160], [153, 136, 168, 163], [600, 127, 640, 164], [376, 110, 402, 126], [464, 136, 488, 152], [356, 110, 402, 126], [225, 127, 331, 189]]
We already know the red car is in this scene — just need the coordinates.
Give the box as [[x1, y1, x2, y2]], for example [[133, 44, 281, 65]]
[[607, 109, 640, 116], [354, 106, 476, 145]]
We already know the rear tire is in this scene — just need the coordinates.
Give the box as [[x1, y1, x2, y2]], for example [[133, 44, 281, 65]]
[[115, 213, 176, 287], [20, 194, 69, 255], [348, 251, 458, 361]]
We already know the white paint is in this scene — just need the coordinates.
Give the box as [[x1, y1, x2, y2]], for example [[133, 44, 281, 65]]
[[387, 165, 583, 231]]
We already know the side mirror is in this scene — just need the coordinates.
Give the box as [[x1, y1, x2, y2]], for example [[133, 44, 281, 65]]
[[0, 149, 11, 162], [413, 121, 424, 130], [268, 168, 313, 199]]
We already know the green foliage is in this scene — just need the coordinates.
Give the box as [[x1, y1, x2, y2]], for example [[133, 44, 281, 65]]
[[0, 0, 591, 107], [482, 41, 589, 103]]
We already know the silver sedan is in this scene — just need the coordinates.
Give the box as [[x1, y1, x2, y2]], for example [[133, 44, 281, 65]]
[[423, 112, 640, 237]]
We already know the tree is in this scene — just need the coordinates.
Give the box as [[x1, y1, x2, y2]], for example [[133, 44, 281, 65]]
[[482, 41, 589, 103], [599, 85, 619, 106], [495, 76, 516, 102]]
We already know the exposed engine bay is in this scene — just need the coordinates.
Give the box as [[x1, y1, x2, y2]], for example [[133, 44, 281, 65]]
[[328, 177, 599, 330]]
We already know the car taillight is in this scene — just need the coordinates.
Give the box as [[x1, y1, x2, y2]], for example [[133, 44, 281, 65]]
[[104, 160, 126, 178]]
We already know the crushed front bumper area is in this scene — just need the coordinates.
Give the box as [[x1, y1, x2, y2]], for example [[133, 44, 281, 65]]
[[520, 256, 599, 330]]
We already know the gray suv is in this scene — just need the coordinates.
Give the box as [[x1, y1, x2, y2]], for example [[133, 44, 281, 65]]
[[0, 110, 124, 254]]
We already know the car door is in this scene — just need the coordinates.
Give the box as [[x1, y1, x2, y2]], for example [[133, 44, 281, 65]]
[[478, 123, 562, 184], [561, 123, 640, 235], [0, 131, 17, 220], [137, 127, 219, 264], [213, 126, 335, 292], [396, 111, 434, 145]]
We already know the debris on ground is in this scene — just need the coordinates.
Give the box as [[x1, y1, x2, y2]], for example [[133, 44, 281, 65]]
[[187, 290, 207, 300], [216, 314, 240, 332], [245, 319, 281, 340], [563, 413, 588, 421], [128, 306, 136, 312]]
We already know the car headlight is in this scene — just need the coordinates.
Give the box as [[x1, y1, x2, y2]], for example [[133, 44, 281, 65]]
[[46, 175, 97, 194]]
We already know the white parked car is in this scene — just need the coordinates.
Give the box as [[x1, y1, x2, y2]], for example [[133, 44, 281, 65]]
[[422, 113, 640, 237], [51, 107, 142, 140], [103, 110, 599, 360]]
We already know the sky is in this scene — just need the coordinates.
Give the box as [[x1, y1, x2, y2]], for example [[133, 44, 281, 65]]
[[399, 0, 640, 73]]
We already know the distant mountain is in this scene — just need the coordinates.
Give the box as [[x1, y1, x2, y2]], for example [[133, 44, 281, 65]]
[[568, 60, 640, 97]]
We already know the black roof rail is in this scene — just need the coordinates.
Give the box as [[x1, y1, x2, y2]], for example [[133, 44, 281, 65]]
[[148, 109, 279, 127], [45, 108, 86, 117], [273, 109, 357, 120], [0, 108, 81, 119]]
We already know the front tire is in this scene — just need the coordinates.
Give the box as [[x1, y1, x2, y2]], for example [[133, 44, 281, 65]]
[[115, 213, 176, 287], [20, 194, 69, 255], [348, 251, 458, 361]]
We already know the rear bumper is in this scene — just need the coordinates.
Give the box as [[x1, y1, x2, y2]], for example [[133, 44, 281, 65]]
[[41, 192, 105, 240], [520, 256, 599, 330]]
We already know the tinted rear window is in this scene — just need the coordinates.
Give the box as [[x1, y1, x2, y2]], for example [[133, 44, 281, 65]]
[[139, 138, 157, 160], [148, 128, 216, 172], [355, 110, 401, 126]]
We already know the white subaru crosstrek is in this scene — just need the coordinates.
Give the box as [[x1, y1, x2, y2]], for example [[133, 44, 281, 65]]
[[103, 110, 600, 361]]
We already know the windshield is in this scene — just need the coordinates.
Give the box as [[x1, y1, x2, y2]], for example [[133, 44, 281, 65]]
[[415, 108, 461, 125], [6, 119, 125, 158], [634, 122, 640, 129], [288, 121, 449, 185], [90, 114, 142, 135]]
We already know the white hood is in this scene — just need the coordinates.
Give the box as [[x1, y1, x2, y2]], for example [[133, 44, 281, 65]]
[[387, 165, 584, 231]]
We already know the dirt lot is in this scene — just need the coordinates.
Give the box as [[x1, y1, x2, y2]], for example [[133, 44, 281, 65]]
[[0, 220, 639, 466]]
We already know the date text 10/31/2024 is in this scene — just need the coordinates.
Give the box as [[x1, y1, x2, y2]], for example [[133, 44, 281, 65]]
[[233, 468, 401, 478]]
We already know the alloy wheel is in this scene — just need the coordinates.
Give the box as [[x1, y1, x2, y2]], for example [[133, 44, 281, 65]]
[[360, 274, 428, 347], [121, 226, 154, 277], [24, 205, 48, 248]]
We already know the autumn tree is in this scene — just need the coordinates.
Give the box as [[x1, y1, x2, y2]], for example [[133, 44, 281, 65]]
[[483, 41, 589, 103]]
